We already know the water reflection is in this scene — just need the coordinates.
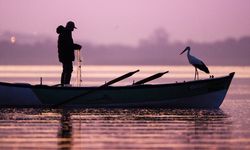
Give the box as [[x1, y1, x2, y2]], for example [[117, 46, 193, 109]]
[[58, 109, 72, 150], [70, 109, 233, 149], [0, 108, 246, 149]]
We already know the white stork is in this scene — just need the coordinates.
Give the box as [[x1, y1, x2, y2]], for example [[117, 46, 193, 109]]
[[180, 46, 210, 80]]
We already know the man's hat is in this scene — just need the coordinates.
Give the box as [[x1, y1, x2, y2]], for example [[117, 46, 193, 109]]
[[66, 21, 77, 29]]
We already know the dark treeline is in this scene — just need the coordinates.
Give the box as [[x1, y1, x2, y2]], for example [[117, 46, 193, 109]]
[[0, 29, 250, 65]]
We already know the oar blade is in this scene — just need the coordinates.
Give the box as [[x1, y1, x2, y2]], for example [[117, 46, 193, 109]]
[[134, 71, 169, 85], [103, 69, 139, 87]]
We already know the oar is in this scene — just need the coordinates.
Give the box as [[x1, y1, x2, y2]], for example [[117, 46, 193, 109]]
[[54, 69, 140, 107], [133, 71, 169, 85]]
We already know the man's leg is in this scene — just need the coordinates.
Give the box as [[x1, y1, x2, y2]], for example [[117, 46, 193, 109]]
[[62, 62, 73, 85], [61, 72, 64, 85]]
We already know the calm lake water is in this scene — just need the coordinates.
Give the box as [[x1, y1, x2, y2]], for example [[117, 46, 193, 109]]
[[0, 65, 250, 149]]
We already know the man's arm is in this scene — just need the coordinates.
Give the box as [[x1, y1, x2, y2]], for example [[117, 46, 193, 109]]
[[73, 43, 82, 50]]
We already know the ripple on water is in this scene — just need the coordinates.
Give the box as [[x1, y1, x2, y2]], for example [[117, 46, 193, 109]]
[[0, 108, 250, 149]]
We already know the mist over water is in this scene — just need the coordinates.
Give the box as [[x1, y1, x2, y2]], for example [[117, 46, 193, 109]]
[[1, 29, 250, 66]]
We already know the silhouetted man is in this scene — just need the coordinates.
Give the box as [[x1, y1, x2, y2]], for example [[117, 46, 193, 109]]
[[57, 21, 82, 86]]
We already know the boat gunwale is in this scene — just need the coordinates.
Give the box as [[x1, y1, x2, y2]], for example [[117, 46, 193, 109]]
[[0, 72, 235, 90]]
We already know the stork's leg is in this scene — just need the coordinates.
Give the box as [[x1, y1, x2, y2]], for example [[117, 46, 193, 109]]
[[194, 68, 197, 80], [197, 70, 199, 80], [194, 68, 199, 80]]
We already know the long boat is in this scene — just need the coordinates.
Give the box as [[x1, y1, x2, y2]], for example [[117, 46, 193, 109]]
[[0, 72, 235, 108]]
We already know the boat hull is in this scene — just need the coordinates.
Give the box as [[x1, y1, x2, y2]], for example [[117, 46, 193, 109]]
[[0, 72, 235, 108]]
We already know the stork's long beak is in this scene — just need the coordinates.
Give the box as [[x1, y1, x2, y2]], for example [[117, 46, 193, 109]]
[[180, 46, 190, 55], [180, 48, 188, 55]]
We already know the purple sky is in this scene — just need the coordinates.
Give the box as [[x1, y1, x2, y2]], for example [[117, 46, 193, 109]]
[[0, 0, 250, 45]]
